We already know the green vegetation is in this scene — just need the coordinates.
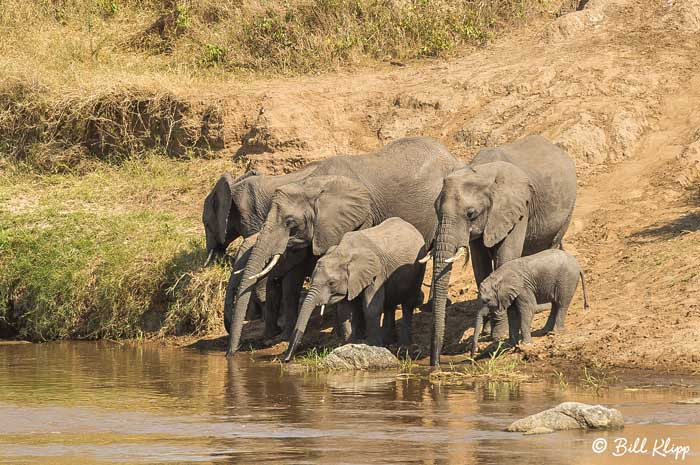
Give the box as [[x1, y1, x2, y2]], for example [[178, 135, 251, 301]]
[[579, 358, 615, 395], [0, 154, 233, 340], [292, 347, 334, 367], [428, 343, 528, 383]]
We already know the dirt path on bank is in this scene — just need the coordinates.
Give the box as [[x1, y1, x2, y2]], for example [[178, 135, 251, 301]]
[[193, 0, 700, 372]]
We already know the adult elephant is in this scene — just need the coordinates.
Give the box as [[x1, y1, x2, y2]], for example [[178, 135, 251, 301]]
[[202, 165, 318, 332], [202, 165, 322, 265], [226, 137, 463, 356], [429, 135, 576, 367]]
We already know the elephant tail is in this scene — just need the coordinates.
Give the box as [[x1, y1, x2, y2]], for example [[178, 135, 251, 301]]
[[579, 270, 590, 311]]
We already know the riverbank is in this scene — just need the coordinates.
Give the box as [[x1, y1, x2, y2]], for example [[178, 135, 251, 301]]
[[2, 0, 700, 374]]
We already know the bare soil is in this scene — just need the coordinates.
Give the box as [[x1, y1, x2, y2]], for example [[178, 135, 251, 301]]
[[184, 0, 700, 373]]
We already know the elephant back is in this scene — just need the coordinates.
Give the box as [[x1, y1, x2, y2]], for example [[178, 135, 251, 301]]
[[471, 135, 577, 254]]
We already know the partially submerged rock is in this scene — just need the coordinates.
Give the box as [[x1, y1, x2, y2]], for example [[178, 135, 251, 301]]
[[674, 398, 700, 405], [318, 344, 399, 370], [523, 427, 555, 435], [507, 402, 624, 433]]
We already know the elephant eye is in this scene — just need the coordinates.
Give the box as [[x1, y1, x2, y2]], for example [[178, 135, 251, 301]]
[[466, 207, 478, 220], [285, 217, 297, 228]]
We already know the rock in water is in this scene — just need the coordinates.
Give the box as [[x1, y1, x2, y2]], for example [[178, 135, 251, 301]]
[[507, 402, 624, 432], [319, 344, 399, 370], [674, 398, 700, 405]]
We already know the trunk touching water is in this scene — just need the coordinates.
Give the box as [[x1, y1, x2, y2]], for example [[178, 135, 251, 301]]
[[223, 264, 244, 334], [430, 214, 469, 367], [226, 225, 290, 356], [283, 286, 322, 362], [226, 244, 269, 356]]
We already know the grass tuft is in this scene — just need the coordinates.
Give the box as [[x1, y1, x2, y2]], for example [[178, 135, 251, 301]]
[[429, 342, 527, 384]]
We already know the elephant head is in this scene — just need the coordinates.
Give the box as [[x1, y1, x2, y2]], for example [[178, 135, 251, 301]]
[[283, 244, 380, 362], [473, 268, 520, 356], [202, 170, 260, 266], [430, 161, 532, 366], [226, 175, 373, 356]]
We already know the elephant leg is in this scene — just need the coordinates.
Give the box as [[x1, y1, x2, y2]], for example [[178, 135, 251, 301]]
[[507, 305, 521, 345], [399, 303, 414, 346], [491, 219, 528, 339], [351, 299, 366, 341], [382, 306, 397, 346], [516, 293, 537, 345], [553, 292, 575, 332], [470, 241, 495, 336], [542, 306, 557, 334], [335, 300, 354, 343], [363, 286, 385, 346], [280, 266, 305, 340], [263, 278, 283, 339]]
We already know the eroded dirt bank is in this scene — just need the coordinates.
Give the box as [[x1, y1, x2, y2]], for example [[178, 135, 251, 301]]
[[197, 0, 700, 373]]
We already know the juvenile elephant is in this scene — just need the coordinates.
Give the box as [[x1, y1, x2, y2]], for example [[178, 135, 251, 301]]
[[477, 249, 589, 353], [283, 218, 427, 362], [228, 137, 462, 356], [430, 135, 576, 366]]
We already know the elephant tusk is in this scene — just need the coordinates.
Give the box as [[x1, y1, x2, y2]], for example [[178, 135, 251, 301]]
[[320, 304, 325, 316], [444, 246, 466, 264], [232, 269, 243, 275], [204, 249, 215, 267], [249, 254, 281, 280], [418, 250, 432, 264]]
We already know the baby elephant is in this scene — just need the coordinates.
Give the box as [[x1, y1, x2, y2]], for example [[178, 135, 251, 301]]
[[283, 217, 426, 362], [475, 249, 589, 355]]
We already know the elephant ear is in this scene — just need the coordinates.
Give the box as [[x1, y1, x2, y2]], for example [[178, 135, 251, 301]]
[[311, 176, 372, 255], [495, 269, 520, 311], [212, 173, 236, 245], [483, 163, 532, 248], [346, 247, 381, 301]]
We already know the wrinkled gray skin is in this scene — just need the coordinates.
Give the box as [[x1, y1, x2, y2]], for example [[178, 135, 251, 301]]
[[430, 135, 576, 366], [202, 166, 318, 263], [477, 249, 589, 353], [228, 137, 462, 356], [203, 166, 318, 334], [284, 218, 427, 362], [223, 234, 313, 337]]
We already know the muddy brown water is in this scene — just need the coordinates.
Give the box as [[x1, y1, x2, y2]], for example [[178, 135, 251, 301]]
[[0, 342, 698, 465]]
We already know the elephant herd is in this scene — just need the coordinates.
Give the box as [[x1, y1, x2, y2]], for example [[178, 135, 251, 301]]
[[202, 135, 585, 366]]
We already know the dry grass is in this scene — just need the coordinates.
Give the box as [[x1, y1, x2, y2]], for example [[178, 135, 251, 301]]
[[0, 0, 544, 169]]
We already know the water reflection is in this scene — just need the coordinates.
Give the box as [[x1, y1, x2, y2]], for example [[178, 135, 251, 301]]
[[0, 342, 698, 464]]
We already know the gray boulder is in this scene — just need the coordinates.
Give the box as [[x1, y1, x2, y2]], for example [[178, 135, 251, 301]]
[[507, 402, 624, 433], [319, 344, 399, 370]]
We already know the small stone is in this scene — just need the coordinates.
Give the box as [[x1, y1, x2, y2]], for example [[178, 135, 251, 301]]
[[318, 344, 399, 370], [674, 398, 700, 405], [524, 427, 555, 435], [507, 402, 624, 432]]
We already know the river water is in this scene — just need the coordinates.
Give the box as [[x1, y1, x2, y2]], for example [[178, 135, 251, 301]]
[[0, 342, 698, 464]]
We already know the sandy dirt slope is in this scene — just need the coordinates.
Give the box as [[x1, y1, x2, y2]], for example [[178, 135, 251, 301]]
[[203, 0, 700, 371]]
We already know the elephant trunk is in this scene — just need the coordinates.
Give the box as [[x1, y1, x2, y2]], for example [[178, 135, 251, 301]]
[[223, 262, 245, 334], [471, 307, 486, 357], [283, 285, 322, 362], [226, 230, 285, 356], [430, 214, 470, 367]]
